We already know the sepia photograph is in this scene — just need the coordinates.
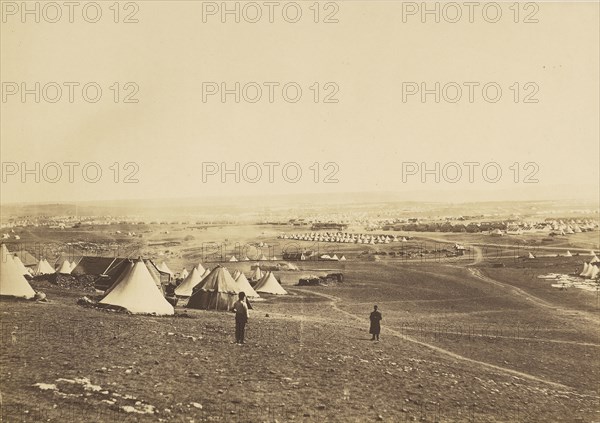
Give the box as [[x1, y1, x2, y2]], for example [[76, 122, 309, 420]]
[[1, 1, 599, 422]]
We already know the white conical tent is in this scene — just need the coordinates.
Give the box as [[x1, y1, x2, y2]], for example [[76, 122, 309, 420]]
[[180, 268, 189, 279], [285, 262, 299, 271], [331, 254, 339, 261], [158, 261, 174, 277], [580, 262, 590, 276], [232, 269, 241, 279], [34, 259, 55, 275], [0, 245, 35, 299], [229, 255, 238, 262], [69, 259, 79, 272], [589, 265, 599, 279], [339, 255, 346, 261], [565, 251, 572, 257], [590, 255, 600, 264], [196, 262, 206, 274], [250, 266, 262, 281], [57, 260, 72, 274], [12, 255, 30, 276], [528, 252, 536, 259], [234, 272, 259, 298], [583, 263, 596, 278], [254, 271, 287, 295], [174, 266, 205, 297], [100, 259, 174, 315]]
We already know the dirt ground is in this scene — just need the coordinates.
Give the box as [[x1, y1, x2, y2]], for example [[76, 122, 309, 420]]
[[2, 242, 599, 422]]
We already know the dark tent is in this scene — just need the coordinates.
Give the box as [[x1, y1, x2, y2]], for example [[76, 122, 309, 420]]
[[187, 265, 239, 311]]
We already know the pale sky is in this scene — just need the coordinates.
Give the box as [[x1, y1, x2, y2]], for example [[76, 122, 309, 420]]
[[1, 1, 598, 203]]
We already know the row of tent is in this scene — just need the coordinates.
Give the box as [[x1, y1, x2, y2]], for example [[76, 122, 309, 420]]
[[101, 261, 287, 315], [174, 263, 286, 298], [8, 255, 78, 277], [527, 251, 598, 260], [320, 254, 346, 261], [1, 243, 289, 315], [228, 255, 272, 262], [280, 232, 406, 244]]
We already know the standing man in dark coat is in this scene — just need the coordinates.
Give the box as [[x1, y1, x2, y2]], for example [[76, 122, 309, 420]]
[[369, 305, 382, 341], [232, 292, 249, 344]]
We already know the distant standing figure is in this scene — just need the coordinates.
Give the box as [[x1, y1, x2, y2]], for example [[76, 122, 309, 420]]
[[369, 305, 382, 341], [232, 292, 249, 344]]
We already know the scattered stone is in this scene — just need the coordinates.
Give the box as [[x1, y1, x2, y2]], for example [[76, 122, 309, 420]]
[[33, 383, 57, 391]]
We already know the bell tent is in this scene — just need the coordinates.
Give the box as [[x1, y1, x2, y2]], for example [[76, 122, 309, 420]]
[[57, 260, 72, 274], [99, 258, 174, 315], [174, 265, 205, 297], [34, 259, 55, 275], [235, 272, 260, 298], [186, 266, 240, 311], [0, 245, 36, 299], [254, 271, 288, 295]]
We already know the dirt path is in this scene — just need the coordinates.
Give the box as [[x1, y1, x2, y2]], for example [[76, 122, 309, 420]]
[[417, 235, 597, 255], [467, 267, 600, 325], [290, 288, 592, 394]]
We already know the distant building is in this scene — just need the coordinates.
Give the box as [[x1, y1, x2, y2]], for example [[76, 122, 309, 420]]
[[311, 223, 348, 231], [283, 252, 306, 261]]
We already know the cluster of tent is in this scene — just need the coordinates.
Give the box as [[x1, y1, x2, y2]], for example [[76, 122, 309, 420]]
[[280, 232, 407, 244], [228, 255, 251, 262], [319, 254, 346, 261], [140, 259, 291, 313], [0, 245, 81, 279], [183, 265, 287, 311], [1, 243, 290, 315], [174, 263, 210, 296], [545, 221, 595, 234], [56, 259, 79, 274], [83, 260, 288, 315], [493, 220, 598, 237], [579, 253, 600, 279]]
